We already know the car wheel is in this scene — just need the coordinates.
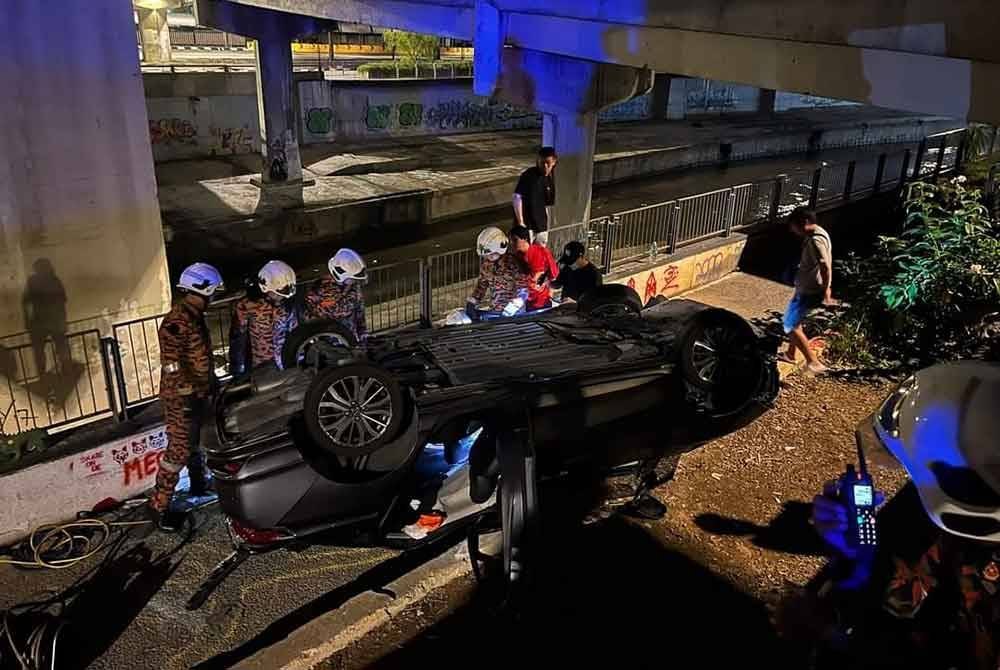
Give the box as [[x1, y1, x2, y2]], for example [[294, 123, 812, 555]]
[[281, 320, 358, 369], [680, 310, 759, 391], [576, 284, 643, 318], [303, 363, 405, 459]]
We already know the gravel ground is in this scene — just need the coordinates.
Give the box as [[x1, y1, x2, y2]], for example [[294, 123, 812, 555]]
[[652, 371, 907, 603], [349, 371, 909, 668]]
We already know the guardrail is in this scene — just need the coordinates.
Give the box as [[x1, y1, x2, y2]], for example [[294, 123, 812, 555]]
[[0, 128, 974, 441]]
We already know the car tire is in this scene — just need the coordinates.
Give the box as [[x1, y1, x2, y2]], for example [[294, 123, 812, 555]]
[[303, 363, 405, 459], [679, 310, 758, 391], [576, 284, 643, 317], [281, 320, 358, 369]]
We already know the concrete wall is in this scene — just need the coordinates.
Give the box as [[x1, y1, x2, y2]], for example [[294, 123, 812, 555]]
[[0, 423, 168, 546], [143, 73, 655, 158], [298, 78, 655, 144], [144, 72, 260, 162], [0, 1, 171, 339]]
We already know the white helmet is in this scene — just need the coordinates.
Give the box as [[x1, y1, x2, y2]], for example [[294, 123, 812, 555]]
[[177, 263, 224, 298], [874, 362, 1000, 541], [328, 248, 367, 283], [476, 227, 508, 257], [257, 260, 297, 299]]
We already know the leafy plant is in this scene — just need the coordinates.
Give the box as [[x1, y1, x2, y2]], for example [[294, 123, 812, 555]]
[[382, 30, 440, 65], [828, 177, 1000, 366]]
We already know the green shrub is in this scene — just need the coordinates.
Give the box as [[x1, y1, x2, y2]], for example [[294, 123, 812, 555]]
[[828, 177, 1000, 366]]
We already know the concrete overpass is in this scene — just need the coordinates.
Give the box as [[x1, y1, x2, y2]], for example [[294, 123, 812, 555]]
[[218, 0, 1000, 125], [195, 0, 999, 239]]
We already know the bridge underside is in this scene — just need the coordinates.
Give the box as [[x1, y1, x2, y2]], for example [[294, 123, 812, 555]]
[[224, 0, 1000, 125]]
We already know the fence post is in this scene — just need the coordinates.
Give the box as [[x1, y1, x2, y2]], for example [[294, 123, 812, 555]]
[[668, 204, 681, 253], [104, 337, 130, 422], [419, 259, 433, 327], [955, 132, 967, 172], [768, 177, 783, 224], [913, 138, 927, 178], [900, 149, 912, 187], [724, 188, 737, 236], [934, 135, 947, 176], [601, 216, 619, 274], [872, 154, 886, 194], [99, 338, 122, 423], [843, 161, 856, 201], [432, 62, 437, 79], [808, 167, 822, 209]]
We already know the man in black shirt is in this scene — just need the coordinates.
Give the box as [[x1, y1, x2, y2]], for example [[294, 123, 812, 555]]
[[513, 146, 557, 246], [553, 240, 602, 302]]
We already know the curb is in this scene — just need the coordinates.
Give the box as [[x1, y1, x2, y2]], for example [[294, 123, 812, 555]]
[[234, 534, 499, 670]]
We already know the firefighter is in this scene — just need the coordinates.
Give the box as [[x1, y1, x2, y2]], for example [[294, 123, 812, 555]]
[[141, 263, 223, 531], [466, 227, 530, 319], [228, 260, 299, 374], [302, 248, 369, 341]]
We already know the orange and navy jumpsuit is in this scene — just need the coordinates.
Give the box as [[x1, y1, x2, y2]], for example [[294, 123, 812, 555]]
[[228, 296, 298, 374], [151, 300, 213, 512], [302, 277, 368, 341], [471, 251, 530, 312]]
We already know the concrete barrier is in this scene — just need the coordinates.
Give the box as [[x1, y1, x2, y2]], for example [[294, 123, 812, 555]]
[[0, 423, 167, 546], [606, 236, 747, 304]]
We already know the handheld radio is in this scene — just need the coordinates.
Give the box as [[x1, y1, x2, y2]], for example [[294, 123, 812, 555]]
[[841, 433, 877, 549]]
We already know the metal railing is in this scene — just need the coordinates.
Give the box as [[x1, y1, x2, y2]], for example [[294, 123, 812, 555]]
[[0, 128, 976, 443], [0, 330, 113, 436]]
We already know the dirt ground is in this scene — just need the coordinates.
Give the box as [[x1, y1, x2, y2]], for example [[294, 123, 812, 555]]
[[334, 371, 907, 668]]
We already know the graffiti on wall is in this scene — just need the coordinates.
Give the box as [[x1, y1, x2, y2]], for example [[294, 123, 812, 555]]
[[693, 251, 733, 286], [599, 94, 652, 123], [149, 118, 196, 145], [363, 97, 540, 133], [268, 138, 288, 182], [71, 426, 168, 484], [366, 104, 393, 130], [398, 102, 423, 127], [210, 126, 254, 154], [305, 107, 334, 134]]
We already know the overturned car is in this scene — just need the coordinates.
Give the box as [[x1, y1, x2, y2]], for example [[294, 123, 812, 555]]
[[202, 286, 779, 588]]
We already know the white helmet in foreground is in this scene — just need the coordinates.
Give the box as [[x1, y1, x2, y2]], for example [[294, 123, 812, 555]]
[[258, 260, 297, 299], [329, 248, 367, 283], [476, 227, 508, 257], [875, 361, 1000, 541], [177, 263, 224, 298]]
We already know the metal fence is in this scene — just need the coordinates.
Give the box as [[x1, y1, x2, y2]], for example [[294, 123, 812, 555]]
[[366, 259, 424, 332], [0, 128, 978, 441], [0, 330, 113, 436]]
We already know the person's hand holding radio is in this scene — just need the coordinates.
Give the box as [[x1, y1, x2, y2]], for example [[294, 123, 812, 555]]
[[812, 477, 885, 559]]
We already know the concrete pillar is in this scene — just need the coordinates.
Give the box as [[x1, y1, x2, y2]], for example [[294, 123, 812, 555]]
[[543, 111, 598, 228], [254, 35, 302, 184], [194, 0, 331, 188], [1, 0, 170, 337], [759, 88, 777, 116], [650, 74, 673, 121], [137, 8, 171, 64]]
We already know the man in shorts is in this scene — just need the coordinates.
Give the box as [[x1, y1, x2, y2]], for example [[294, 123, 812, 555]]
[[783, 207, 832, 374]]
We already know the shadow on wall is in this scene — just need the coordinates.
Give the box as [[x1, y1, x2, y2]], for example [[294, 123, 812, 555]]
[[20, 258, 82, 404]]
